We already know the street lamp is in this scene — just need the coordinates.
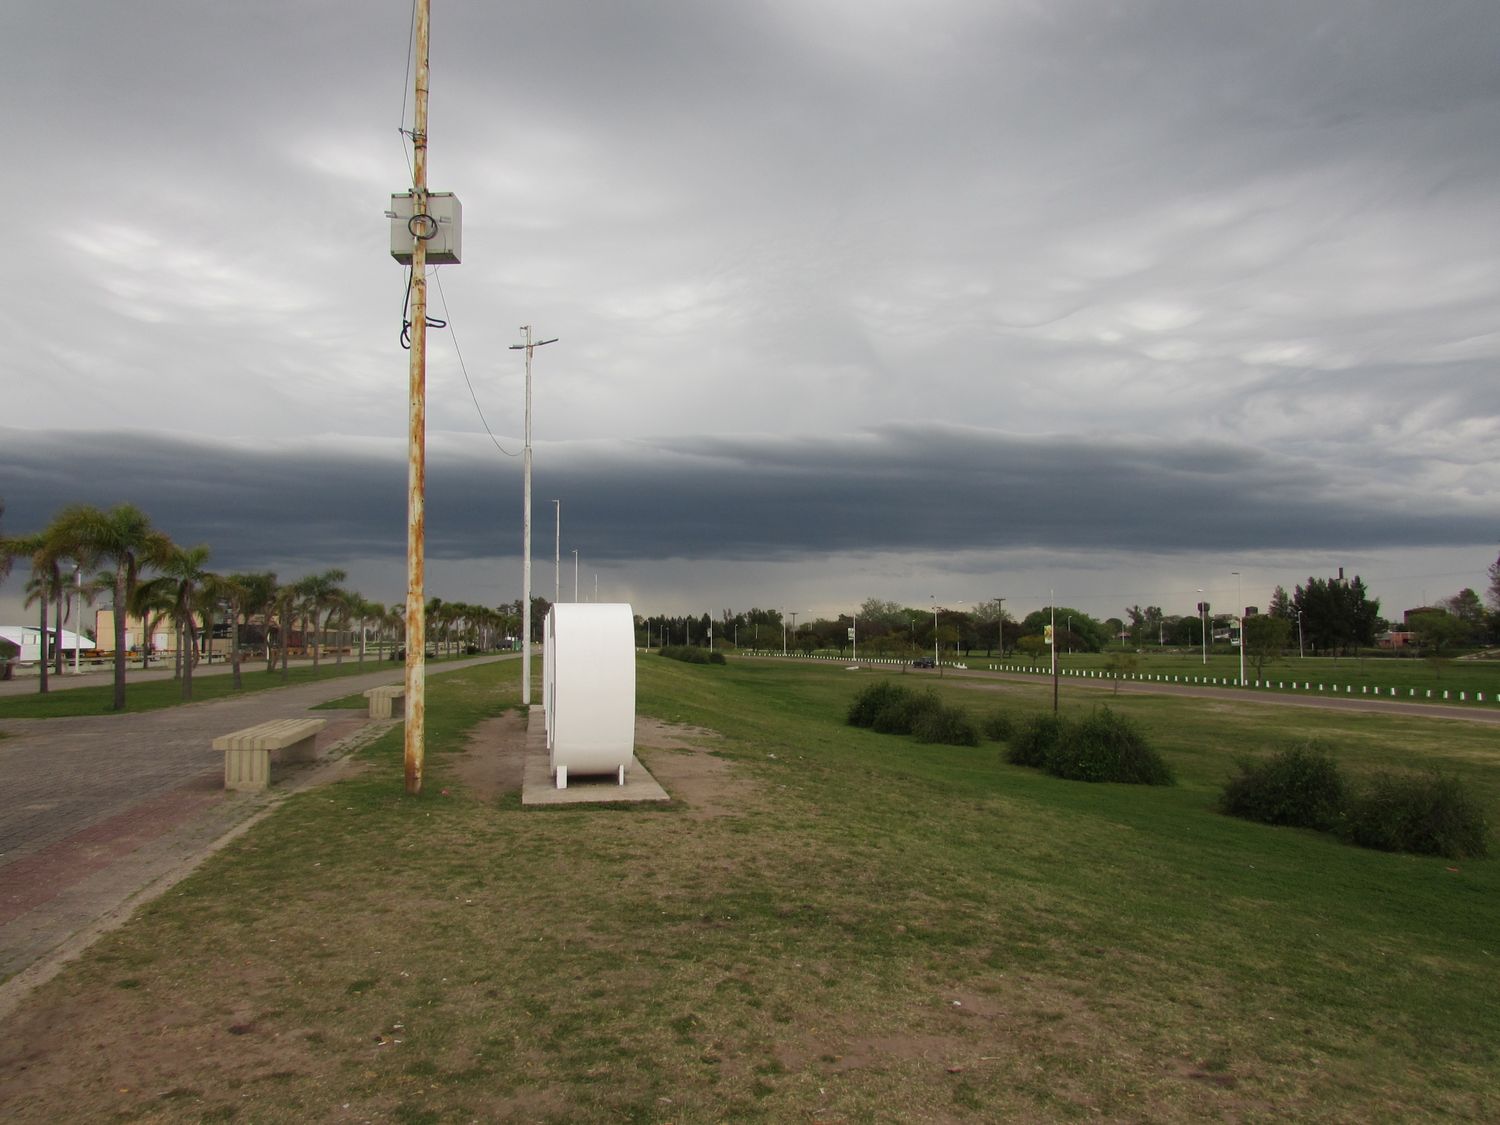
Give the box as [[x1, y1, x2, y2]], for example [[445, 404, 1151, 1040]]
[[1197, 588, 1207, 665], [1232, 571, 1244, 686]]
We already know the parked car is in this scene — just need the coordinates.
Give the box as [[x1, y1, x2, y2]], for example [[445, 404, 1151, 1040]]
[[911, 658, 936, 668]]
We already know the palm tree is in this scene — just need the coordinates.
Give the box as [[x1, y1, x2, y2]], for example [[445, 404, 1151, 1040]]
[[226, 571, 276, 689], [12, 535, 52, 693], [273, 581, 300, 680], [352, 596, 382, 663], [381, 601, 404, 659], [295, 568, 348, 671], [151, 543, 212, 700], [51, 504, 169, 711], [128, 572, 175, 677]]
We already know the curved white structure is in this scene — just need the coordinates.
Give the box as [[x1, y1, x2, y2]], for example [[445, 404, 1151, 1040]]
[[543, 603, 636, 788]]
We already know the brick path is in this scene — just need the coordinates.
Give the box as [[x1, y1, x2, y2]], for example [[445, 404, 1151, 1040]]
[[0, 656, 507, 1013]]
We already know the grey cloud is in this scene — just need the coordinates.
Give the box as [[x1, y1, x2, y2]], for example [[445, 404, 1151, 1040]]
[[2, 426, 1488, 577]]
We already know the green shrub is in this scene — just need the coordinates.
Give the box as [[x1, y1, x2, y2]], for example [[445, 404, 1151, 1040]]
[[1219, 743, 1348, 831], [659, 646, 716, 665], [913, 705, 981, 747], [847, 681, 913, 728], [1007, 712, 1064, 768], [871, 690, 942, 735], [1340, 772, 1490, 859], [980, 710, 1016, 742], [1044, 707, 1174, 785]]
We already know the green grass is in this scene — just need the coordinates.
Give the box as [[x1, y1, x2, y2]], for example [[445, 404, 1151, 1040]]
[[999, 649, 1500, 697], [0, 655, 469, 718], [1, 658, 1496, 1122]]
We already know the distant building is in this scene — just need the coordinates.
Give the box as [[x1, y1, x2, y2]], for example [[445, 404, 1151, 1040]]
[[1402, 606, 1447, 626], [0, 625, 97, 664]]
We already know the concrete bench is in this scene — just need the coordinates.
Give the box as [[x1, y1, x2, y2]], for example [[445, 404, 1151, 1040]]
[[214, 718, 327, 791], [363, 684, 406, 719]]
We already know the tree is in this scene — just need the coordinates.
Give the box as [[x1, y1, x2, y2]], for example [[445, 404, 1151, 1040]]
[[1293, 574, 1380, 658], [9, 533, 53, 693], [1243, 615, 1291, 681], [149, 543, 212, 700], [296, 568, 348, 670], [1016, 635, 1047, 667], [51, 503, 170, 711], [1268, 585, 1294, 621], [1445, 589, 1485, 634], [1018, 607, 1109, 653], [1409, 610, 1469, 676], [273, 581, 300, 679], [971, 599, 1012, 656]]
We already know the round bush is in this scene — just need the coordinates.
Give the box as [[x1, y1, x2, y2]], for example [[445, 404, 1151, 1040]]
[[871, 690, 942, 735], [1007, 712, 1064, 768], [1219, 743, 1347, 831], [913, 705, 981, 747], [981, 710, 1016, 742], [847, 681, 914, 728], [1044, 707, 1174, 785], [1340, 772, 1490, 859]]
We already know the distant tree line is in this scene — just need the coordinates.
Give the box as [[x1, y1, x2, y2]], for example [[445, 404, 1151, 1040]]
[[0, 500, 528, 708], [633, 555, 1500, 667]]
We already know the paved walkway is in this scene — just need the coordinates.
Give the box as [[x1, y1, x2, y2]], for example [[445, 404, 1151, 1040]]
[[0, 655, 509, 1019]]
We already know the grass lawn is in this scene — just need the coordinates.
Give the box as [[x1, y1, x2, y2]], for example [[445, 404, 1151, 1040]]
[[0, 655, 466, 719], [1, 656, 1495, 1122], [787, 648, 1500, 703]]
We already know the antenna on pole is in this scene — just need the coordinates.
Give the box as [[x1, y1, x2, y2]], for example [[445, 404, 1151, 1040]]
[[510, 327, 557, 707]]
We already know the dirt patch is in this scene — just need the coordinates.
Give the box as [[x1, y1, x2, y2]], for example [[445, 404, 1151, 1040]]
[[450, 714, 755, 818], [634, 719, 761, 818], [449, 709, 528, 800]]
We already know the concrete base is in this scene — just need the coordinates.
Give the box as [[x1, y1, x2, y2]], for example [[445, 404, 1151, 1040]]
[[520, 706, 670, 807]]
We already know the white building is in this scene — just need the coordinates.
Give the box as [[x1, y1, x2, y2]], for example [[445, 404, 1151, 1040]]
[[0, 625, 97, 664]]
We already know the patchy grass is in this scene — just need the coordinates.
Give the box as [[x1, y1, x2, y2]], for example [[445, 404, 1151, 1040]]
[[1, 658, 1497, 1122]]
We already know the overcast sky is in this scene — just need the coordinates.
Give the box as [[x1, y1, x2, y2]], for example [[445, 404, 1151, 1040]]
[[2, 0, 1497, 628]]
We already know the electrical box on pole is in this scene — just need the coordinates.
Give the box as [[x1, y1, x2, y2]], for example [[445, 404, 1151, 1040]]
[[389, 192, 463, 264]]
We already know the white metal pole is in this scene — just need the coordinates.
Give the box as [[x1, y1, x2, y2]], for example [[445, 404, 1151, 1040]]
[[553, 500, 560, 608], [508, 328, 556, 706], [522, 327, 533, 704], [73, 566, 82, 673], [1234, 571, 1244, 686]]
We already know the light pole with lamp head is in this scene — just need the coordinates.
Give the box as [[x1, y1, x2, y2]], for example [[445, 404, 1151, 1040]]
[[1197, 588, 1207, 665], [1232, 571, 1244, 686]]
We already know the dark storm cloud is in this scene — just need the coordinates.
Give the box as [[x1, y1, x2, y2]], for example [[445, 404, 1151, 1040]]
[[3, 426, 1486, 573]]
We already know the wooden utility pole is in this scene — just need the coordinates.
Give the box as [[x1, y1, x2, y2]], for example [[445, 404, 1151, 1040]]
[[403, 0, 431, 795]]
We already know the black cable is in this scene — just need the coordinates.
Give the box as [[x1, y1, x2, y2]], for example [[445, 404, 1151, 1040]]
[[398, 268, 446, 351]]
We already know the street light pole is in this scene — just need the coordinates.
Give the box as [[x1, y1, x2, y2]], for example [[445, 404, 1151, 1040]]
[[1197, 588, 1207, 666], [508, 325, 557, 709], [552, 500, 560, 608], [931, 601, 939, 669], [1233, 570, 1244, 686]]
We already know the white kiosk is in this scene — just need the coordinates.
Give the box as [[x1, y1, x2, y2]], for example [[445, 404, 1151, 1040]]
[[543, 603, 636, 789]]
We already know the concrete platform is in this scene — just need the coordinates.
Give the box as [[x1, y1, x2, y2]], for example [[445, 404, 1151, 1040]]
[[520, 705, 670, 806]]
